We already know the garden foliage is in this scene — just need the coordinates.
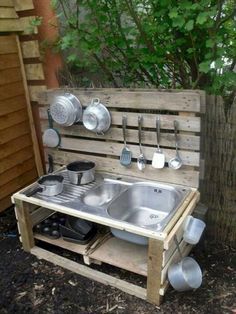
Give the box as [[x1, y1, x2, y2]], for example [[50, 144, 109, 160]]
[[51, 0, 235, 102]]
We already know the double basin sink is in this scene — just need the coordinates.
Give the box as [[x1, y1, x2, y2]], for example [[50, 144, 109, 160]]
[[77, 177, 190, 244]]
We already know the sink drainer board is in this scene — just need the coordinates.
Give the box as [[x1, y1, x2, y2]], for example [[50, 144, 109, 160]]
[[12, 88, 205, 306], [24, 170, 103, 204]]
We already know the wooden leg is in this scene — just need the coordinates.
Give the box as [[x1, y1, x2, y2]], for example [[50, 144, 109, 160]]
[[15, 200, 34, 252], [146, 238, 164, 305]]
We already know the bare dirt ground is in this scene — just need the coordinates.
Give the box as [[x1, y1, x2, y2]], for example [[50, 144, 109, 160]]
[[0, 208, 235, 314]]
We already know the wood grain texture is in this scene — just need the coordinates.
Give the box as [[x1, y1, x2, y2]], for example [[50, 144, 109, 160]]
[[0, 146, 34, 174], [13, 0, 34, 11], [0, 168, 37, 199], [0, 67, 22, 85], [46, 149, 200, 187], [40, 121, 200, 151], [0, 7, 18, 18], [31, 246, 147, 300], [0, 95, 27, 116], [39, 88, 204, 188], [25, 63, 44, 80], [0, 121, 30, 144], [0, 53, 20, 69], [20, 16, 38, 35], [16, 36, 44, 175], [57, 137, 200, 167], [0, 0, 14, 6], [39, 107, 201, 132], [21, 40, 40, 58], [0, 19, 22, 32], [34, 233, 93, 256], [90, 237, 148, 276], [0, 134, 32, 159], [0, 81, 24, 100], [0, 109, 28, 130], [28, 85, 46, 101], [0, 157, 35, 187], [15, 200, 35, 252], [0, 35, 18, 54], [147, 239, 163, 305], [40, 89, 201, 112]]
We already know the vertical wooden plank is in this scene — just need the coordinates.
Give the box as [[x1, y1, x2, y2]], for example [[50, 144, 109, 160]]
[[16, 35, 44, 176], [146, 238, 164, 305], [14, 199, 34, 252]]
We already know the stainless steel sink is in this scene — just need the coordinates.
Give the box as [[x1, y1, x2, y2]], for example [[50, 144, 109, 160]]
[[107, 182, 188, 231], [81, 181, 128, 207], [29, 169, 191, 245]]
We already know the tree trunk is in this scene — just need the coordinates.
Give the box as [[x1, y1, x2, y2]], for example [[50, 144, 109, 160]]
[[201, 95, 236, 247]]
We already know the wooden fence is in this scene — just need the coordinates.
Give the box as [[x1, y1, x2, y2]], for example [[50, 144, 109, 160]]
[[201, 96, 236, 246], [0, 0, 45, 212]]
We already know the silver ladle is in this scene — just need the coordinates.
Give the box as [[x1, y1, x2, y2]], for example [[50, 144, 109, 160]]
[[137, 115, 146, 171], [168, 120, 183, 170]]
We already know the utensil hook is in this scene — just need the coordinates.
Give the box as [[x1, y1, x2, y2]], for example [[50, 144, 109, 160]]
[[47, 109, 53, 128], [156, 116, 161, 150], [174, 120, 179, 151], [91, 98, 100, 106], [138, 115, 143, 154], [122, 115, 127, 147]]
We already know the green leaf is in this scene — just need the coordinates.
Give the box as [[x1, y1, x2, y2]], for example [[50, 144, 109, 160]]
[[168, 8, 178, 19], [185, 20, 194, 31], [172, 16, 185, 28], [67, 54, 78, 63], [180, 1, 192, 10], [199, 60, 211, 73], [191, 3, 200, 10], [196, 12, 208, 25], [50, 0, 57, 9], [206, 39, 214, 48], [187, 47, 195, 54], [205, 52, 213, 59]]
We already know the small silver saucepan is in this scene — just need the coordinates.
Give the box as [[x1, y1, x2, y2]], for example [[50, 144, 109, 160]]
[[25, 174, 64, 197], [66, 161, 95, 185]]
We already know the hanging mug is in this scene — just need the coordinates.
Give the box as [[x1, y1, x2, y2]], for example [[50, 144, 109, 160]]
[[183, 215, 206, 244]]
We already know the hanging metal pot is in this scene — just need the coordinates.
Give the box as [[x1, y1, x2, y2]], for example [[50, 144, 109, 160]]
[[42, 109, 61, 148]]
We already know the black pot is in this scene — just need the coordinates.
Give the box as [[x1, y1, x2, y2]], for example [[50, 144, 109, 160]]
[[66, 161, 95, 185]]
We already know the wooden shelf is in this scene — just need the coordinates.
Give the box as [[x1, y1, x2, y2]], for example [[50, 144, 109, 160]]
[[34, 232, 148, 276], [34, 233, 90, 256], [90, 237, 148, 276]]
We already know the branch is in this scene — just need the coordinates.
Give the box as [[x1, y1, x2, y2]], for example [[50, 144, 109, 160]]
[[192, 72, 204, 89], [92, 53, 119, 87], [216, 8, 236, 29], [124, 0, 156, 54]]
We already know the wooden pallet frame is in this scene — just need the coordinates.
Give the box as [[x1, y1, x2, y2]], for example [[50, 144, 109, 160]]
[[12, 88, 204, 305], [38, 88, 205, 188], [12, 183, 199, 306]]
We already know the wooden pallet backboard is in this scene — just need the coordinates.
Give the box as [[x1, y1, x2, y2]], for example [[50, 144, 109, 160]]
[[39, 88, 205, 188]]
